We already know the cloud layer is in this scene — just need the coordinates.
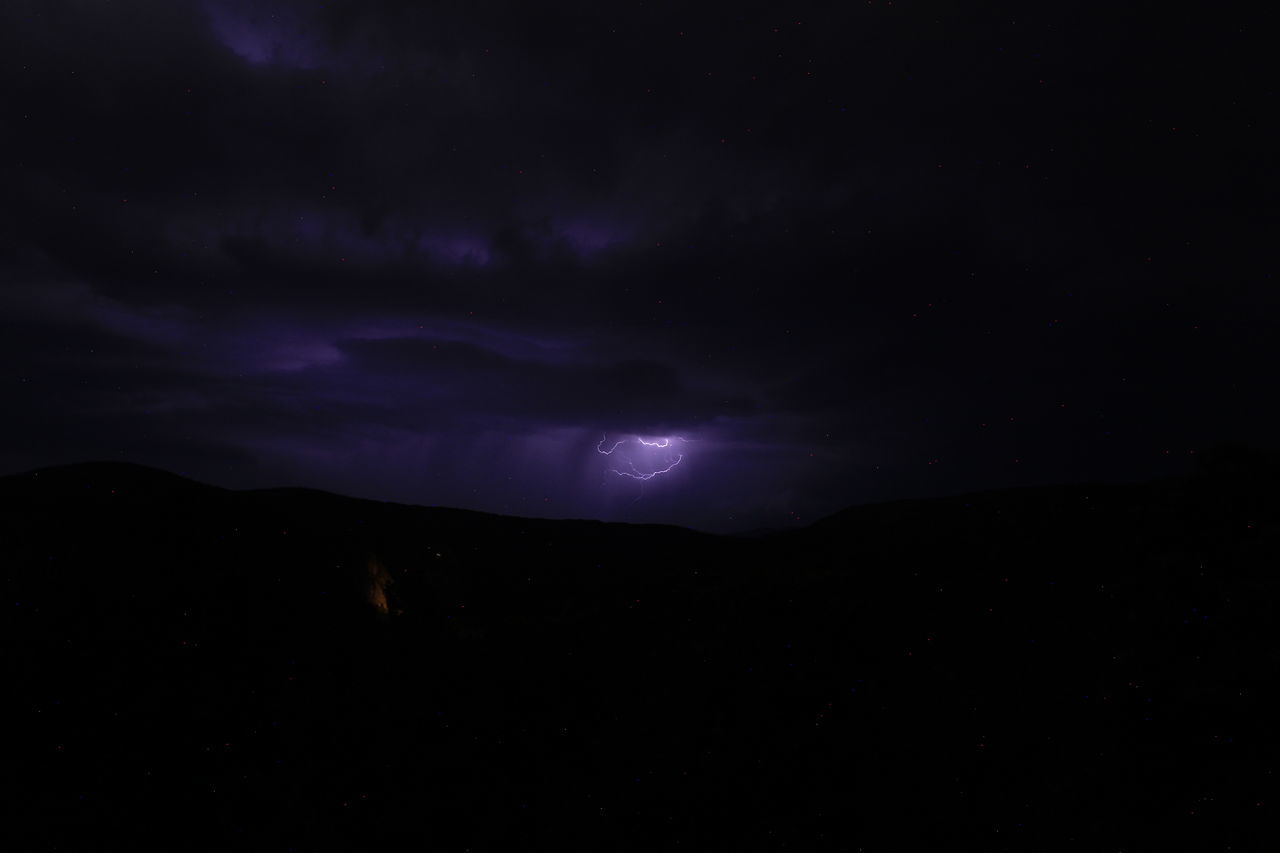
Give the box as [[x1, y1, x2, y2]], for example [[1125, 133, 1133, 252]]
[[3, 1, 1273, 529]]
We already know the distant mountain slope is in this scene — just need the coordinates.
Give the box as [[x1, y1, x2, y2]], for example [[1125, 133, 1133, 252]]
[[5, 461, 1278, 850], [0, 460, 221, 501]]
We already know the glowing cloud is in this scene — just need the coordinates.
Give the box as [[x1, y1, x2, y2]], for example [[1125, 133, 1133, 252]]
[[596, 433, 690, 481]]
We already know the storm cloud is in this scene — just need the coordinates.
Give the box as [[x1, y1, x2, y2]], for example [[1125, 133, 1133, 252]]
[[3, 1, 1272, 529]]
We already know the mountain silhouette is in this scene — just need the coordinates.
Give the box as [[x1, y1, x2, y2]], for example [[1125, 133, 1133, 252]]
[[6, 461, 1277, 850]]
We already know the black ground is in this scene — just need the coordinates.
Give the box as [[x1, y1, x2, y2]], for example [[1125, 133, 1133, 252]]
[[6, 458, 1277, 850]]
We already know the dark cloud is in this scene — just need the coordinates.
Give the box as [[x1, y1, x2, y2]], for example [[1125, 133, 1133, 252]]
[[2, 1, 1273, 530], [339, 337, 754, 429]]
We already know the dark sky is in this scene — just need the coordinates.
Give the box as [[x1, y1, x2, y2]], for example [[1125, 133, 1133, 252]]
[[3, 1, 1274, 531]]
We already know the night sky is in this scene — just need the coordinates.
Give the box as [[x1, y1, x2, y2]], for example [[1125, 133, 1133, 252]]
[[3, 1, 1273, 532]]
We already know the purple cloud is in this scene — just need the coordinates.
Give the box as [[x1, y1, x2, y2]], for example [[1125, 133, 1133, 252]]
[[203, 0, 323, 69]]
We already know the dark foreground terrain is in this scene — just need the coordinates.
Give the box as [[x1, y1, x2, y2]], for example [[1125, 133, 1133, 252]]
[[6, 460, 1278, 850]]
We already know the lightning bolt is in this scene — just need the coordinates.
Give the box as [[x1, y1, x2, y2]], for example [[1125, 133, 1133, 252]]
[[597, 436, 626, 455], [597, 433, 688, 481]]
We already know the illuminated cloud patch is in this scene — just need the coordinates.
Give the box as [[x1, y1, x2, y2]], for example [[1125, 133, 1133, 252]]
[[203, 0, 323, 69], [596, 434, 691, 481]]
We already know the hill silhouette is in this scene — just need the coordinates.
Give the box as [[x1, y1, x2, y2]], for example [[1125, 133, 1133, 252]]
[[6, 461, 1277, 849]]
